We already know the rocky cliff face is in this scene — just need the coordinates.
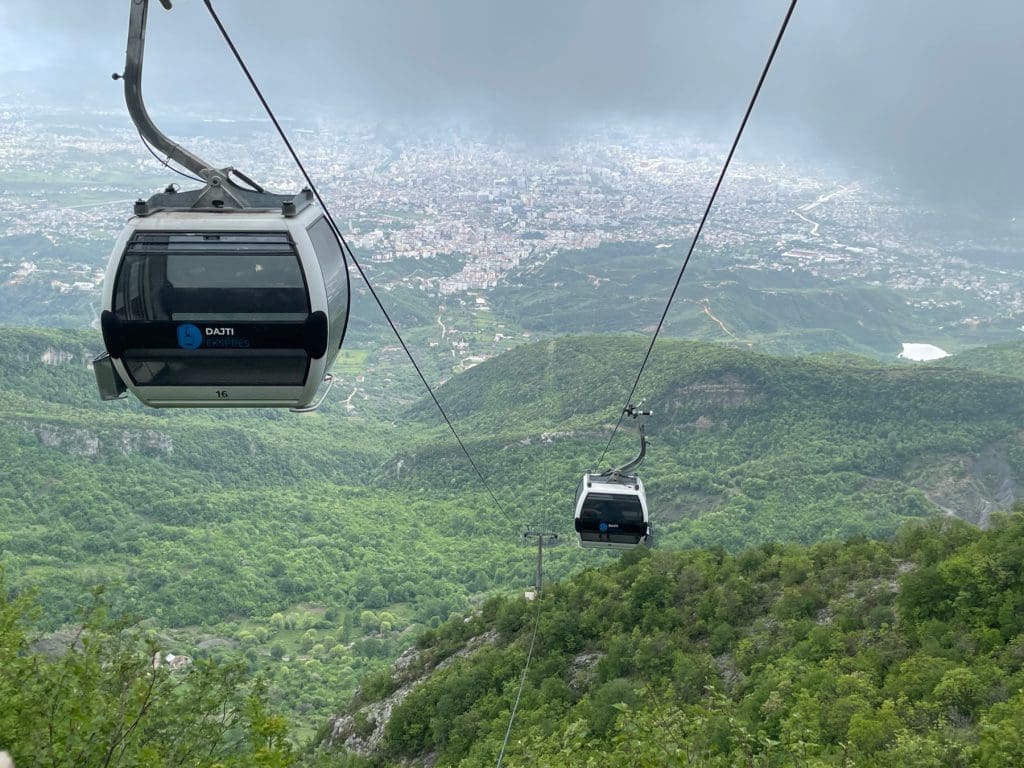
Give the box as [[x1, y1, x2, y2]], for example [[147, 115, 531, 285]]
[[31, 422, 100, 457], [662, 374, 763, 431], [19, 421, 174, 460], [40, 347, 79, 366], [912, 442, 1021, 528], [325, 629, 499, 760], [676, 376, 760, 410]]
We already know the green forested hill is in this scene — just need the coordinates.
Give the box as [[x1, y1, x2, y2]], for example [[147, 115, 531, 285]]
[[0, 326, 552, 737], [398, 335, 1024, 545], [934, 340, 1024, 379], [488, 241, 1015, 357], [327, 511, 1024, 767], [2, 326, 1023, 749]]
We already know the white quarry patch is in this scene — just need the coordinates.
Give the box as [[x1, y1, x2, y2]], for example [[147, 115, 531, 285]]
[[898, 343, 950, 361]]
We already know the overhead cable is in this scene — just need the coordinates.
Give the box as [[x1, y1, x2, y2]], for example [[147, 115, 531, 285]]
[[202, 0, 516, 527], [495, 590, 544, 768], [597, 0, 799, 469], [137, 129, 205, 183]]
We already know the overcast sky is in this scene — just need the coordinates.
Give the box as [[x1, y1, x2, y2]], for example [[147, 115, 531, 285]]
[[2, 1, 1023, 215]]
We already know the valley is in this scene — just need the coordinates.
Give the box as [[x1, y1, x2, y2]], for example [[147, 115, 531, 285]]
[[2, 326, 1022, 745], [1, 106, 1023, 764]]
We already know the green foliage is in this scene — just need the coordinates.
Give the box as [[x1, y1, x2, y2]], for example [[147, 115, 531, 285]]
[[488, 241, 985, 358], [399, 334, 1024, 549], [977, 689, 1024, 767], [3, 328, 1024, 756], [936, 340, 1024, 379], [334, 509, 1024, 767], [0, 582, 295, 766]]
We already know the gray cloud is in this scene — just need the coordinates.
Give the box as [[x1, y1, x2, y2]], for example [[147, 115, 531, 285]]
[[4, 1, 1023, 214]]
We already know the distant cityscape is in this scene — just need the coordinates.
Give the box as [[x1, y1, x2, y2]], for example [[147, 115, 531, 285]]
[[2, 105, 1023, 332]]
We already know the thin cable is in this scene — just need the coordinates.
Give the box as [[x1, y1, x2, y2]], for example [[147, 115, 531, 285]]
[[136, 128, 205, 183], [203, 0, 515, 526], [596, 0, 798, 470], [495, 593, 543, 768]]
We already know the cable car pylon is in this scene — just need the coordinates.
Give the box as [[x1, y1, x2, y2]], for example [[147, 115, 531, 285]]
[[522, 531, 558, 598]]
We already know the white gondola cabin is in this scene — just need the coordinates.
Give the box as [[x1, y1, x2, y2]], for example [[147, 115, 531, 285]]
[[574, 405, 653, 549], [574, 473, 651, 549], [94, 187, 348, 408], [92, 0, 349, 409]]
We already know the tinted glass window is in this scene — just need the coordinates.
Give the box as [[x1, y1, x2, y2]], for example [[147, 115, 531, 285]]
[[579, 492, 644, 523], [580, 531, 644, 545], [112, 232, 314, 388], [306, 216, 349, 350], [113, 231, 309, 321], [306, 217, 344, 278]]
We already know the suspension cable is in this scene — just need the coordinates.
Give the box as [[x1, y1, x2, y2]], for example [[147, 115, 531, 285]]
[[199, 4, 798, 762], [596, 0, 799, 469], [202, 0, 516, 526], [495, 592, 543, 768]]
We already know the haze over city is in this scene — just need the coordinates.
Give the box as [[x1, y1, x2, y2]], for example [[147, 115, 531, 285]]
[[3, 2, 1023, 363], [2, 0, 1023, 214]]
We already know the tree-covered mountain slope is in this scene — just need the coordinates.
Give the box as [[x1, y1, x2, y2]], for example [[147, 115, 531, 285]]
[[0, 326, 554, 737], [6, 326, 1021, 628], [325, 510, 1024, 768], [489, 241, 1022, 357], [0, 326, 555, 628], [934, 340, 1024, 379], [397, 335, 1024, 546], [2, 326, 1023, 743]]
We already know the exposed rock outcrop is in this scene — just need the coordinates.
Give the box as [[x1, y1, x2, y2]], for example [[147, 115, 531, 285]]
[[40, 347, 76, 366], [19, 422, 174, 460], [325, 629, 499, 758], [679, 376, 759, 409], [118, 429, 174, 457], [567, 650, 604, 692], [911, 442, 1020, 528], [32, 423, 100, 457]]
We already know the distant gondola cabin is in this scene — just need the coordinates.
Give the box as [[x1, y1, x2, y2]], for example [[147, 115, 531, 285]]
[[574, 473, 651, 549]]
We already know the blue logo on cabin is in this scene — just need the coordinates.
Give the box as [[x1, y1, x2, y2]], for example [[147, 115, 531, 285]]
[[177, 323, 202, 350], [599, 521, 609, 533]]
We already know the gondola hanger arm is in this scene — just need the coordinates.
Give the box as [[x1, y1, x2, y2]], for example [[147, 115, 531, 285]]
[[604, 404, 650, 478], [118, 0, 216, 181]]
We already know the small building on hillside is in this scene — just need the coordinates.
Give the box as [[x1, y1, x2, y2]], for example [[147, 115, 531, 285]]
[[152, 652, 193, 671]]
